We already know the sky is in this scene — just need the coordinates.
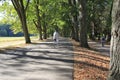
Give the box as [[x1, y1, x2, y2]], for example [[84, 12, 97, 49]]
[[0, 0, 12, 20], [0, 12, 5, 20], [0, 1, 4, 20]]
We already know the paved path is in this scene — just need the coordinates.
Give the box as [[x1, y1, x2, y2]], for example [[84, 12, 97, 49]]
[[88, 41, 110, 56], [0, 38, 73, 80]]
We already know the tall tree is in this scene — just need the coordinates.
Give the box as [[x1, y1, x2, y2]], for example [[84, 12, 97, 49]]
[[68, 0, 79, 41], [106, 0, 113, 42], [87, 0, 112, 41], [79, 0, 89, 48], [0, 0, 72, 38], [42, 13, 47, 39], [33, 0, 43, 40], [107, 0, 120, 80], [11, 0, 31, 43]]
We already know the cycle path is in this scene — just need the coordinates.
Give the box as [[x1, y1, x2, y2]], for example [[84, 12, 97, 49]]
[[0, 38, 73, 80]]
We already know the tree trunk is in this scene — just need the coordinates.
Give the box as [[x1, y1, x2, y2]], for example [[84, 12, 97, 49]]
[[71, 26, 76, 39], [21, 12, 31, 43], [89, 21, 95, 40], [34, 0, 43, 40], [107, 0, 120, 80], [79, 0, 89, 48], [73, 0, 79, 41], [43, 24, 47, 39], [106, 0, 113, 42], [43, 13, 47, 39], [11, 0, 31, 43], [68, 0, 79, 41]]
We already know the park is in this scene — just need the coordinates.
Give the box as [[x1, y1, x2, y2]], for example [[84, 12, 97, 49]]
[[0, 0, 119, 80]]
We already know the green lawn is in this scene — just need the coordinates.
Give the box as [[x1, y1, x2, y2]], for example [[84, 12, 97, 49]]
[[0, 36, 36, 42]]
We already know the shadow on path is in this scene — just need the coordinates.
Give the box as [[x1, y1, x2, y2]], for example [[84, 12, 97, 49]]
[[88, 41, 110, 57], [0, 38, 73, 80]]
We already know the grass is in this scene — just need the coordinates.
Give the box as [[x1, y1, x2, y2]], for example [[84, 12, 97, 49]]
[[0, 36, 37, 42], [0, 37, 24, 42], [0, 36, 39, 49]]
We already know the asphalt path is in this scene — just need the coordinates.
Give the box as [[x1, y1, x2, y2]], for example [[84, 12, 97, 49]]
[[0, 38, 74, 80], [88, 41, 110, 56]]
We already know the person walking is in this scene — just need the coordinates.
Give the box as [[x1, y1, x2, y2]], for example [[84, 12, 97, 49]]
[[101, 35, 105, 47], [53, 30, 59, 48], [53, 30, 59, 42]]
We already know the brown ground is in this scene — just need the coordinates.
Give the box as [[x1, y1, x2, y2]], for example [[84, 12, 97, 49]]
[[72, 40, 110, 80]]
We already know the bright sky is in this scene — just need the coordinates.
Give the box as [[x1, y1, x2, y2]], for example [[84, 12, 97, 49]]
[[0, 0, 12, 20], [0, 12, 5, 20]]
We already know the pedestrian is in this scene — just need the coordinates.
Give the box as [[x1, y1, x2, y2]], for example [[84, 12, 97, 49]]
[[101, 35, 105, 47], [53, 30, 59, 42], [53, 30, 59, 48]]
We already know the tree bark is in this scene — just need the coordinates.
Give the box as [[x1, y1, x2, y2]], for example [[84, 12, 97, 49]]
[[43, 13, 47, 39], [79, 0, 89, 48], [73, 0, 79, 41], [68, 0, 79, 41], [107, 0, 120, 80], [106, 0, 113, 42], [34, 0, 43, 40], [11, 0, 31, 43]]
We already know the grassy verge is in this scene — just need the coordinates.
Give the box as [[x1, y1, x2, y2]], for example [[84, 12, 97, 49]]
[[0, 36, 39, 49], [0, 37, 24, 42], [0, 36, 37, 42]]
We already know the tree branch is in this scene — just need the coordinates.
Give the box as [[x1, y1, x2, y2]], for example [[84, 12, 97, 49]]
[[33, 19, 38, 29], [25, 0, 30, 11], [11, 0, 22, 22], [11, 0, 19, 11]]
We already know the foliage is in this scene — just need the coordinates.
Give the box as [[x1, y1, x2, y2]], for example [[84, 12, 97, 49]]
[[27, 0, 70, 36], [87, 0, 112, 39], [0, 0, 112, 39], [0, 1, 22, 33]]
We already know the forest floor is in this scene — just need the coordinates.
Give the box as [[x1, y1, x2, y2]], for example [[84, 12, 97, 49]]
[[72, 40, 110, 80]]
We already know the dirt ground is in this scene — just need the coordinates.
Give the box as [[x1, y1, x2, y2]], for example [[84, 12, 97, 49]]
[[72, 40, 110, 80]]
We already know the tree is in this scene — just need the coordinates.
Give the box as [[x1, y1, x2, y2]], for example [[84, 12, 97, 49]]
[[107, 0, 120, 80], [27, 0, 68, 39], [87, 0, 112, 41], [0, 0, 74, 39], [106, 0, 113, 42], [68, 0, 79, 41], [79, 0, 89, 48], [33, 0, 43, 40], [11, 0, 31, 43]]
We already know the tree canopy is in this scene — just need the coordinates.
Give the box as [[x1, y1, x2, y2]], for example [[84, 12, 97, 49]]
[[0, 0, 112, 44]]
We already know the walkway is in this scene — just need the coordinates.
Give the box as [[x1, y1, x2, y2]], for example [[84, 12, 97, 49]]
[[88, 41, 110, 56], [0, 38, 73, 80]]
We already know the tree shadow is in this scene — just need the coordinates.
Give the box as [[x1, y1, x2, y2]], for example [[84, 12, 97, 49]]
[[88, 41, 110, 57], [0, 47, 74, 63], [0, 41, 74, 80]]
